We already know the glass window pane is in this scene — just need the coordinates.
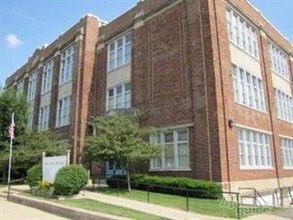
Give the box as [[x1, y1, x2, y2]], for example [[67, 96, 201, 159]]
[[164, 132, 173, 143], [178, 129, 188, 141]]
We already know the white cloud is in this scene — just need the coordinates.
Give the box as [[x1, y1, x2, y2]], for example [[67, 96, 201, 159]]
[[5, 34, 23, 48]]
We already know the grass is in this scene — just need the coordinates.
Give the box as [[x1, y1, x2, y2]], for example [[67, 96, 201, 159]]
[[22, 192, 163, 220], [21, 187, 278, 219], [60, 198, 163, 220], [94, 187, 276, 219]]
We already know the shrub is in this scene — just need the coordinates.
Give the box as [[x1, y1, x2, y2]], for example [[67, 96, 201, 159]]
[[107, 174, 222, 199], [54, 165, 88, 196], [106, 175, 127, 188], [27, 164, 42, 188]]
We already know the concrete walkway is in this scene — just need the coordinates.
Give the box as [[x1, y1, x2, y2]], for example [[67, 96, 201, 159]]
[[81, 190, 228, 220], [0, 196, 67, 220], [2, 185, 292, 220]]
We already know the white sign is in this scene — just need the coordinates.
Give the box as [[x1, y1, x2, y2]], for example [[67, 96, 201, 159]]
[[42, 155, 68, 182]]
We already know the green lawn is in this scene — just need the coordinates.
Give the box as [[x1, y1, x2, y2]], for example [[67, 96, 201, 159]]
[[94, 187, 275, 219], [22, 192, 163, 220], [61, 199, 163, 220]]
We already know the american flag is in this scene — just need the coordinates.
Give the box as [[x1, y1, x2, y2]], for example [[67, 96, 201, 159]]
[[8, 114, 15, 140]]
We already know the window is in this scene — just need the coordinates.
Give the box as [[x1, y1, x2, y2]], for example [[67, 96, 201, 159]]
[[38, 105, 50, 131], [27, 72, 37, 101], [232, 64, 266, 112], [150, 128, 190, 170], [226, 8, 259, 58], [268, 42, 290, 80], [106, 82, 131, 111], [59, 45, 75, 85], [42, 60, 54, 94], [27, 112, 33, 130], [238, 128, 272, 169], [107, 33, 132, 72], [281, 138, 293, 168], [16, 80, 24, 95], [274, 89, 293, 123], [56, 96, 71, 127]]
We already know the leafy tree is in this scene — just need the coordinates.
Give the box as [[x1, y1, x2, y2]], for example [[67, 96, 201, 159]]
[[83, 114, 161, 191], [0, 88, 68, 181], [12, 131, 68, 174], [0, 88, 28, 180]]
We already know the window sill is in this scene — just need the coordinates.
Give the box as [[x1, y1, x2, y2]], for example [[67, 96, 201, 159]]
[[41, 90, 52, 96], [276, 117, 293, 124], [107, 62, 131, 74], [235, 101, 267, 115], [283, 167, 293, 170], [271, 69, 291, 83], [55, 124, 70, 129], [240, 166, 274, 170], [59, 79, 72, 87], [149, 168, 191, 172], [230, 41, 260, 62]]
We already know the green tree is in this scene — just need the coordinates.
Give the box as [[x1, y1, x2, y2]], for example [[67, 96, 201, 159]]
[[0, 87, 27, 180], [0, 88, 68, 181], [83, 114, 161, 191]]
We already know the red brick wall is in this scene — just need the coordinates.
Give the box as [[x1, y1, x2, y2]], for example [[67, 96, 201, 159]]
[[209, 0, 293, 187], [6, 16, 100, 164]]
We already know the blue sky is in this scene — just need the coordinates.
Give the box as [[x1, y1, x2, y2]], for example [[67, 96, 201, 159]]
[[0, 0, 292, 87]]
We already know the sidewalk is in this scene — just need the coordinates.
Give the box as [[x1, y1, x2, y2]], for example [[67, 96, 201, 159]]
[[81, 190, 228, 220], [2, 185, 291, 220]]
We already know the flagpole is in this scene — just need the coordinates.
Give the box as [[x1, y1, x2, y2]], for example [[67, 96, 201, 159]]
[[7, 112, 14, 200]]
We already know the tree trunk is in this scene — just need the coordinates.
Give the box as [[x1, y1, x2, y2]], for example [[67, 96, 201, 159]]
[[126, 169, 131, 191]]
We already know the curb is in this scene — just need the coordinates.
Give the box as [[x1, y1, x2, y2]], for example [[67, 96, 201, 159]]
[[1, 192, 129, 220]]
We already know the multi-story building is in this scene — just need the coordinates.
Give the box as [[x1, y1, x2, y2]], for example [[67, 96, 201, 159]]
[[6, 0, 293, 193], [6, 14, 103, 164]]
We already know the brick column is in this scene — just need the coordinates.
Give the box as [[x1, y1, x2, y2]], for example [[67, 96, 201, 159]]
[[49, 50, 61, 130], [33, 62, 43, 131]]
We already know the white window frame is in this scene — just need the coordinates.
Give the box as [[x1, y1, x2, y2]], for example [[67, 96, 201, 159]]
[[281, 137, 293, 169], [27, 71, 37, 101], [59, 45, 75, 85], [106, 82, 131, 111], [16, 80, 24, 95], [27, 112, 33, 130], [41, 59, 54, 94], [274, 89, 293, 123], [232, 64, 266, 112], [268, 41, 290, 80], [107, 32, 132, 72], [226, 7, 259, 59], [56, 96, 71, 127], [150, 128, 190, 171], [38, 105, 50, 131], [238, 128, 273, 169]]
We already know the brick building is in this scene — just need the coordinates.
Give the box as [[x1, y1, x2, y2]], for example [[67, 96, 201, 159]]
[[6, 15, 103, 164], [6, 0, 293, 192]]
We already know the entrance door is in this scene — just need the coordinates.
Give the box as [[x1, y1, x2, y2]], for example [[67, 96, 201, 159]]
[[105, 161, 125, 178]]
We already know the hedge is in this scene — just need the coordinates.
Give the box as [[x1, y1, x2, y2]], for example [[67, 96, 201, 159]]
[[27, 164, 42, 188], [106, 174, 222, 199], [54, 165, 88, 196]]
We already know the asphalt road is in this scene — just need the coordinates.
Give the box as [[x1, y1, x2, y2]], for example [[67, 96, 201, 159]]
[[0, 197, 68, 220]]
